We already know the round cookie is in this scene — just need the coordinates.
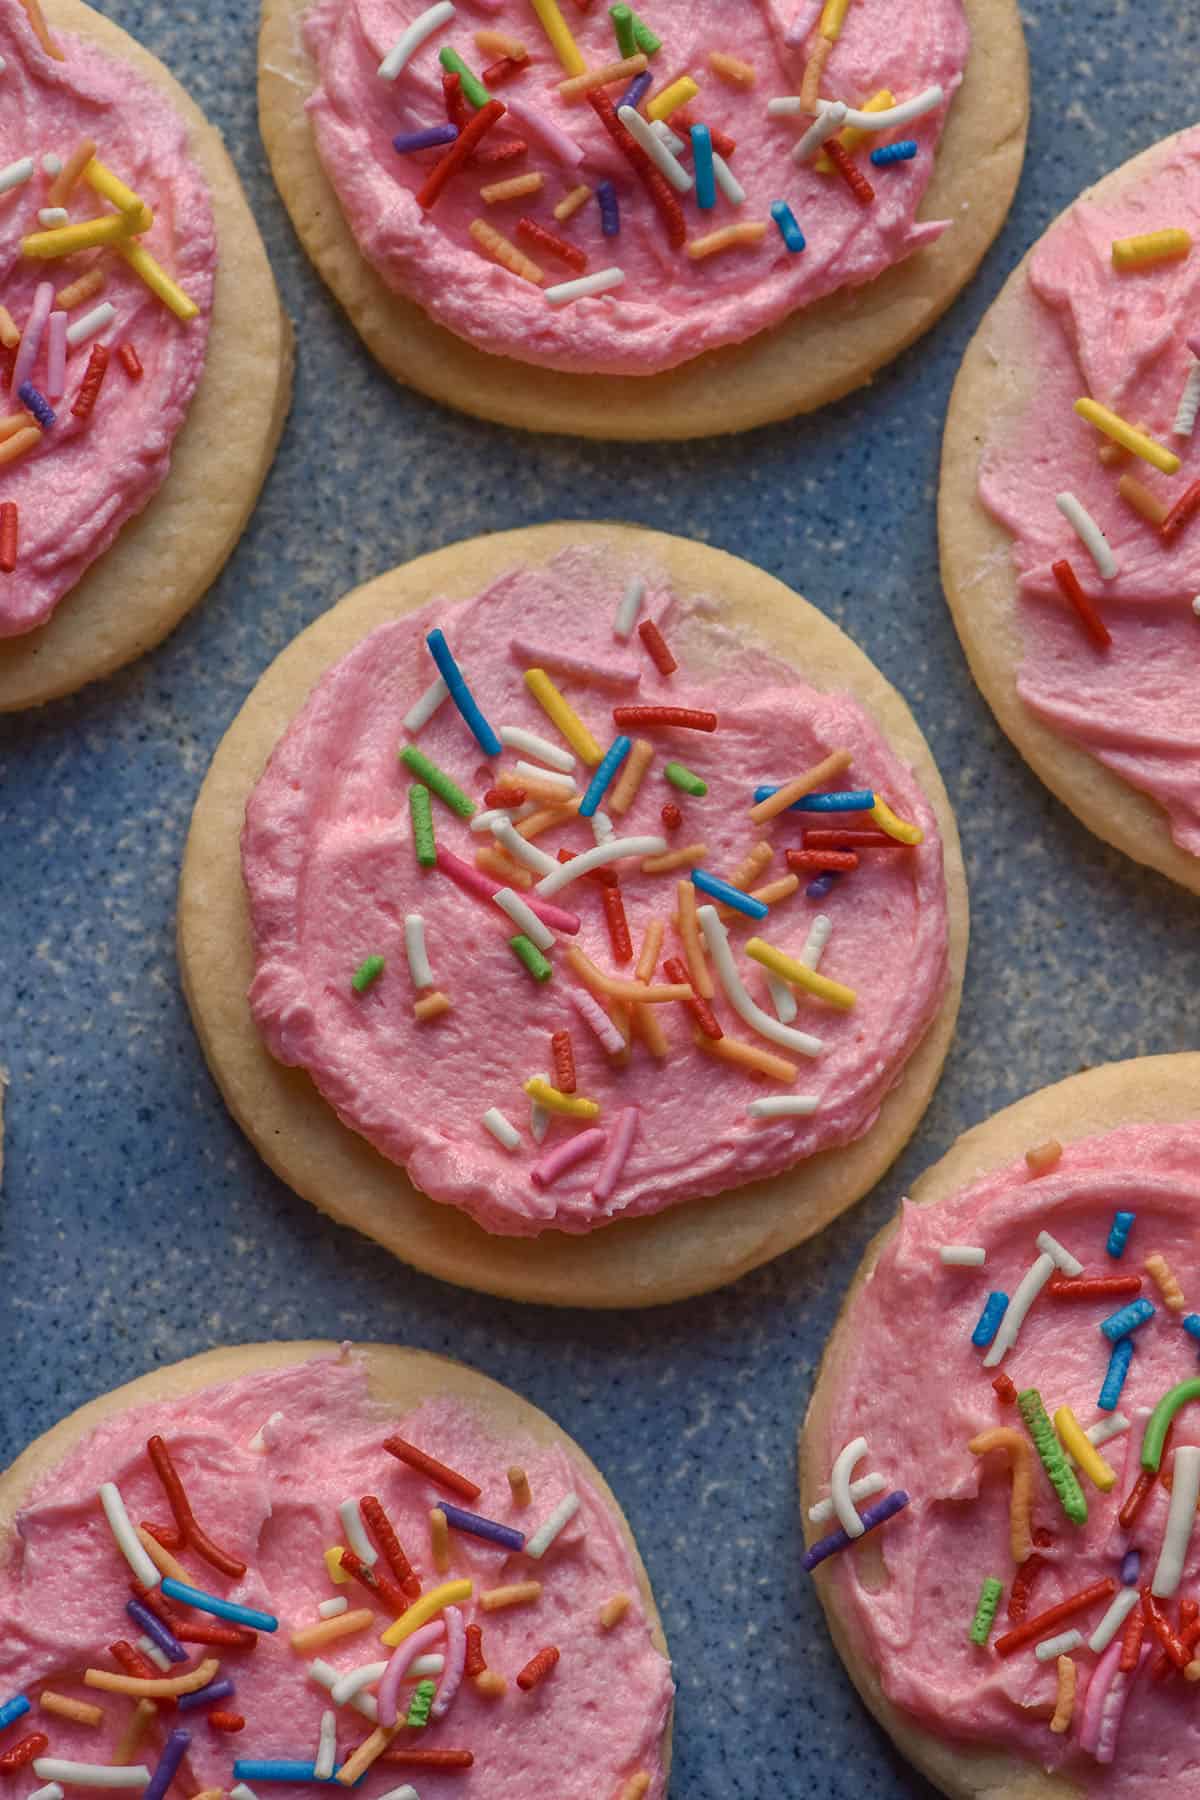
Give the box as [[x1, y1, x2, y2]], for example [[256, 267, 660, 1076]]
[[800, 1052, 1200, 1800], [179, 521, 968, 1308], [0, 1338, 673, 1800], [257, 0, 1027, 440], [939, 130, 1200, 898], [0, 0, 292, 713]]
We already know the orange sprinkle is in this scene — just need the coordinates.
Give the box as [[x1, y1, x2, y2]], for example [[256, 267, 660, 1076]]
[[693, 1029, 796, 1084], [641, 842, 707, 874], [336, 1726, 400, 1787], [430, 1507, 450, 1574], [617, 1778, 651, 1800], [507, 1466, 532, 1508], [800, 36, 831, 110], [56, 268, 106, 311], [687, 221, 768, 261], [39, 1693, 104, 1728], [1024, 1139, 1063, 1176], [708, 51, 756, 86], [48, 137, 96, 207], [479, 1580, 542, 1611], [1118, 473, 1169, 526], [566, 945, 690, 1005], [413, 990, 451, 1022], [480, 172, 545, 205], [468, 219, 545, 285], [19, 0, 64, 56], [599, 1593, 631, 1629], [558, 53, 647, 102], [112, 1700, 156, 1767], [635, 918, 664, 984], [749, 751, 854, 823], [0, 426, 41, 467], [608, 737, 654, 815], [474, 29, 527, 59], [553, 184, 593, 222], [631, 998, 670, 1060], [0, 306, 20, 349], [474, 1669, 507, 1698], [516, 800, 581, 839], [675, 879, 713, 998], [475, 847, 535, 889], [726, 841, 773, 892]]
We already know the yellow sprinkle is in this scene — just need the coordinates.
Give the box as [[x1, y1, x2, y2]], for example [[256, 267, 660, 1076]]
[[599, 1592, 631, 1629], [1049, 1656, 1076, 1735], [0, 304, 19, 348], [523, 1077, 601, 1119], [430, 1506, 450, 1574], [1053, 1405, 1116, 1492], [558, 53, 646, 103], [687, 221, 768, 261], [291, 1607, 375, 1653], [708, 52, 755, 88], [380, 1578, 474, 1647], [508, 1465, 532, 1508], [528, 0, 585, 76], [1024, 1139, 1063, 1177], [324, 1545, 352, 1585], [816, 89, 894, 171], [744, 937, 857, 1009], [118, 240, 200, 322], [1111, 228, 1192, 271], [55, 267, 107, 311], [0, 425, 41, 467], [480, 172, 545, 205], [479, 1580, 543, 1611], [83, 158, 153, 232], [523, 668, 603, 765], [646, 75, 700, 122], [554, 184, 593, 222], [819, 0, 854, 39], [869, 797, 924, 844], [1145, 1251, 1186, 1312], [468, 218, 544, 285], [22, 213, 138, 259], [1074, 399, 1181, 474]]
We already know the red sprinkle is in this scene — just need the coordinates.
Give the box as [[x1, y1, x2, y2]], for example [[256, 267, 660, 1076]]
[[1047, 1274, 1143, 1299], [1051, 558, 1112, 649], [551, 1028, 577, 1093], [664, 954, 723, 1041], [994, 1577, 1115, 1655], [638, 618, 677, 676], [359, 1496, 422, 1600], [785, 849, 859, 873], [671, 109, 736, 158], [110, 1639, 176, 1708], [516, 216, 588, 272], [141, 1520, 186, 1553], [117, 342, 143, 380], [1152, 1598, 1200, 1680], [991, 1373, 1017, 1405], [148, 1435, 247, 1579], [823, 138, 875, 204], [474, 135, 528, 167], [383, 1436, 481, 1501], [1119, 1466, 1162, 1532], [443, 71, 470, 130], [0, 1734, 49, 1773], [602, 884, 633, 964], [70, 342, 109, 421], [419, 100, 507, 210], [464, 1623, 486, 1678], [0, 501, 17, 574], [1006, 1530, 1053, 1622], [485, 785, 526, 809], [338, 1546, 411, 1617], [661, 802, 682, 831], [516, 1645, 560, 1691], [1119, 1601, 1145, 1672], [207, 1712, 245, 1732], [131, 1578, 181, 1624], [802, 829, 905, 851], [380, 1750, 475, 1769], [1160, 477, 1200, 543], [1143, 1589, 1190, 1668], [173, 1620, 258, 1649], [586, 89, 685, 248], [480, 55, 528, 86], [612, 706, 717, 732]]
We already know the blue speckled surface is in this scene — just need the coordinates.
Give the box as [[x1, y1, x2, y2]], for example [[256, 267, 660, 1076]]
[[2, 4, 1200, 1795]]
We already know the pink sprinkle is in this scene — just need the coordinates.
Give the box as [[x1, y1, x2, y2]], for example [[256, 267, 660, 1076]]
[[377, 1618, 445, 1727], [430, 1605, 466, 1720], [569, 988, 626, 1055], [509, 636, 641, 692], [44, 310, 66, 400], [12, 280, 53, 395], [530, 1128, 606, 1190], [501, 97, 586, 167], [591, 1106, 639, 1201], [1095, 1647, 1148, 1763], [436, 846, 580, 934]]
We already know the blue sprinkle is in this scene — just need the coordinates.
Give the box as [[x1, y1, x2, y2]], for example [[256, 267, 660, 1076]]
[[178, 1677, 236, 1712], [752, 785, 875, 812], [770, 200, 805, 253], [971, 1291, 1009, 1349], [425, 627, 502, 757], [1120, 1549, 1141, 1586], [126, 1596, 187, 1663], [161, 1576, 278, 1633], [690, 124, 716, 210], [144, 1730, 190, 1800], [806, 871, 838, 899], [870, 139, 918, 167], [1183, 1314, 1200, 1344], [1099, 1336, 1134, 1412], [393, 124, 459, 155], [18, 380, 54, 429], [596, 180, 620, 238], [0, 1696, 30, 1733], [619, 69, 653, 112], [1099, 1297, 1156, 1343], [691, 868, 769, 920], [439, 1499, 525, 1552], [1106, 1210, 1135, 1258], [579, 734, 631, 816], [234, 1765, 351, 1786]]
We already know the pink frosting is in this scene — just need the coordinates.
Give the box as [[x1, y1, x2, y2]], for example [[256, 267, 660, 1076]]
[[978, 129, 1200, 857], [241, 545, 950, 1236], [301, 0, 968, 374], [0, 1353, 673, 1800], [0, 3, 215, 638], [813, 1120, 1200, 1786]]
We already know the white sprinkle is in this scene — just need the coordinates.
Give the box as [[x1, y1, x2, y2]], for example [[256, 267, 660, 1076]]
[[524, 1491, 581, 1558], [1088, 1586, 1141, 1653], [591, 809, 614, 844], [491, 816, 559, 875], [712, 152, 745, 205], [650, 120, 685, 156], [1173, 361, 1200, 437], [513, 759, 575, 798], [470, 804, 531, 834], [766, 96, 806, 116], [402, 674, 450, 734], [41, 153, 62, 176], [404, 914, 433, 990], [308, 1660, 377, 1723], [545, 267, 625, 306], [492, 885, 555, 952], [617, 106, 693, 192], [1055, 492, 1118, 580], [1193, 596, 1200, 618], [830, 1436, 869, 1538], [483, 1107, 522, 1151], [38, 206, 68, 227], [699, 905, 824, 1057], [528, 1069, 552, 1143], [232, 1786, 261, 1800], [570, 988, 626, 1056], [375, 1789, 420, 1800], [983, 1253, 1056, 1367], [29, 1786, 64, 1800], [33, 1768, 150, 1791], [1036, 1229, 1084, 1278], [498, 725, 575, 772], [1035, 1628, 1083, 1662], [747, 1095, 819, 1118], [248, 1410, 284, 1453], [800, 914, 833, 969], [313, 1710, 337, 1781], [793, 102, 847, 162], [808, 1473, 887, 1524], [0, 156, 35, 195], [406, 1654, 444, 1678], [765, 971, 797, 1022], [330, 1660, 387, 1706], [317, 1596, 348, 1619], [1152, 1444, 1200, 1596], [98, 1482, 161, 1589], [818, 86, 945, 132], [535, 835, 667, 894], [939, 1245, 987, 1267], [65, 301, 116, 348], [612, 578, 645, 641], [337, 1498, 377, 1568], [1085, 1414, 1131, 1449], [378, 0, 455, 79], [136, 1635, 171, 1672]]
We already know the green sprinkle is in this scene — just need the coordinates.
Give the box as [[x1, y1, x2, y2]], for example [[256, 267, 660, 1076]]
[[406, 1677, 436, 1729], [399, 745, 475, 819], [409, 782, 436, 868], [664, 761, 707, 797], [609, 3, 637, 56], [630, 9, 662, 54], [352, 955, 385, 993], [509, 934, 552, 983], [968, 1576, 1003, 1645], [439, 46, 491, 109], [1017, 1388, 1088, 1525]]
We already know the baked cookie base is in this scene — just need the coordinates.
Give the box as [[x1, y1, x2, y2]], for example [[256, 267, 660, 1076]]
[[800, 1052, 1200, 1800], [178, 522, 968, 1309], [257, 0, 1026, 440], [0, 0, 293, 713]]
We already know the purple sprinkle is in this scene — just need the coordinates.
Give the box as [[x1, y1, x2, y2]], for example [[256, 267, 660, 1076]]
[[143, 1730, 190, 1800], [178, 1678, 236, 1713], [597, 180, 620, 238], [393, 124, 459, 155], [126, 1597, 187, 1664], [802, 1489, 911, 1572], [1120, 1549, 1141, 1586], [17, 380, 54, 430], [438, 1499, 525, 1552], [619, 70, 653, 112], [806, 871, 839, 900]]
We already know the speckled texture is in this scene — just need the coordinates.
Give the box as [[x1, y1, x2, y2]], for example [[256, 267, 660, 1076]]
[[0, 5, 1198, 1798]]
